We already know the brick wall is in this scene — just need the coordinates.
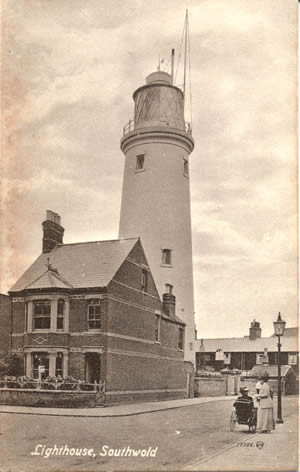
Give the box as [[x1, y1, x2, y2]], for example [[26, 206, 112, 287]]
[[11, 300, 25, 334], [69, 352, 85, 379], [194, 377, 226, 397], [0, 294, 11, 357]]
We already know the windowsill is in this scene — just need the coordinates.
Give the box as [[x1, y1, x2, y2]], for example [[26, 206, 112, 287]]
[[154, 341, 161, 344], [160, 264, 173, 268], [135, 168, 145, 173], [87, 329, 102, 332], [31, 329, 51, 333], [178, 348, 184, 352]]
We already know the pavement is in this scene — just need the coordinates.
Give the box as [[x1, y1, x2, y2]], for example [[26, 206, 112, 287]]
[[185, 409, 299, 472], [0, 395, 232, 417]]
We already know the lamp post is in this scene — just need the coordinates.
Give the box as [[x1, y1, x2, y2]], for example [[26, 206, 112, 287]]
[[273, 312, 286, 424]]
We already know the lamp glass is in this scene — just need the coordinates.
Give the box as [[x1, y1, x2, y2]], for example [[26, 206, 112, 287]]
[[273, 315, 286, 336]]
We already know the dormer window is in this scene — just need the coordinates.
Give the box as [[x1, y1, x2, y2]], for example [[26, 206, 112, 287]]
[[136, 154, 145, 171]]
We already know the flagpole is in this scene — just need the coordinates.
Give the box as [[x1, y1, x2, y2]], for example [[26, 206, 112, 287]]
[[183, 10, 188, 113]]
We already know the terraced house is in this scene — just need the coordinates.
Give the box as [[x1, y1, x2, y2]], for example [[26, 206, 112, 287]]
[[9, 211, 187, 403]]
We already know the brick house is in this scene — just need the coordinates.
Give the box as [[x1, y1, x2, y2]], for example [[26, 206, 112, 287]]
[[8, 211, 187, 403], [0, 294, 11, 358], [195, 320, 298, 375]]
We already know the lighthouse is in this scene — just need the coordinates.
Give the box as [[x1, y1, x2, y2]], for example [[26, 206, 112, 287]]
[[119, 67, 195, 365]]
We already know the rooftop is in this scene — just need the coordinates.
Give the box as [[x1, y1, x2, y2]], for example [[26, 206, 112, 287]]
[[9, 238, 139, 292]]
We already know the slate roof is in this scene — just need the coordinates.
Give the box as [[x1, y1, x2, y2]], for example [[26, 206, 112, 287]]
[[196, 335, 298, 353], [9, 238, 139, 292]]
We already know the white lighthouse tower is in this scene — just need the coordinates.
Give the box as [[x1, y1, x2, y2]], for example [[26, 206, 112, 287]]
[[119, 64, 195, 364]]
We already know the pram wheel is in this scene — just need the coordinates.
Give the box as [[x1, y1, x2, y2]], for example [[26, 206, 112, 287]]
[[230, 411, 237, 431]]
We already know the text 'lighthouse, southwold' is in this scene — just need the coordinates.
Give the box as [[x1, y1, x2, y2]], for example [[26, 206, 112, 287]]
[[119, 67, 196, 365]]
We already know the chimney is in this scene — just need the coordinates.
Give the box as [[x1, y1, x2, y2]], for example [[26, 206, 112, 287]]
[[42, 210, 64, 253], [249, 319, 262, 340], [162, 283, 176, 319]]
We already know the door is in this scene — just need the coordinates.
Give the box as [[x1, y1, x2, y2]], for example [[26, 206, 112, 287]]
[[85, 353, 101, 383]]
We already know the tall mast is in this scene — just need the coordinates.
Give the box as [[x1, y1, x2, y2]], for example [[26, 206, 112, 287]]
[[183, 10, 188, 111]]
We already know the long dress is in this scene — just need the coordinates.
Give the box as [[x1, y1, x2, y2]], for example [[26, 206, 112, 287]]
[[257, 382, 275, 432]]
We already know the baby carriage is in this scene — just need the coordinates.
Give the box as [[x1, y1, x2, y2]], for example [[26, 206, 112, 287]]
[[230, 389, 257, 432]]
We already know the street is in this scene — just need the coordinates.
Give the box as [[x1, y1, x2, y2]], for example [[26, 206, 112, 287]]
[[0, 396, 298, 472]]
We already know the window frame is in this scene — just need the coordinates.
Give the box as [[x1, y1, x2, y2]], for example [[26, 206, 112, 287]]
[[178, 326, 184, 351], [56, 299, 65, 330], [183, 158, 189, 177], [161, 248, 172, 266], [154, 315, 160, 343], [288, 352, 297, 365], [32, 300, 51, 330], [224, 352, 231, 365], [256, 353, 264, 365], [87, 299, 102, 330], [141, 269, 148, 293], [136, 154, 145, 171]]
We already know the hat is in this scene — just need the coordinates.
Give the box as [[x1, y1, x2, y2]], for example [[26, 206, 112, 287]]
[[242, 387, 249, 392]]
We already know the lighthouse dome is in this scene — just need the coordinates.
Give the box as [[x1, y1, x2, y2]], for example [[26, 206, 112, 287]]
[[146, 71, 172, 85]]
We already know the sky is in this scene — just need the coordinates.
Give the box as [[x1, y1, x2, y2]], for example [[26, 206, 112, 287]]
[[0, 0, 297, 338]]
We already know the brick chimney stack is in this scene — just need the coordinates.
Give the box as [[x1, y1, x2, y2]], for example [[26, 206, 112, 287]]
[[162, 283, 176, 319], [42, 210, 64, 253], [249, 319, 262, 340]]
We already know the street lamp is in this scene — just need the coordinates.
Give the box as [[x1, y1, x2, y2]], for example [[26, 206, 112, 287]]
[[273, 312, 286, 424]]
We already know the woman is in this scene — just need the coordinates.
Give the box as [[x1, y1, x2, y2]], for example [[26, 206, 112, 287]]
[[257, 374, 275, 433]]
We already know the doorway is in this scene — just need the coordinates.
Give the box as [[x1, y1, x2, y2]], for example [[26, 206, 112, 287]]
[[85, 353, 101, 383]]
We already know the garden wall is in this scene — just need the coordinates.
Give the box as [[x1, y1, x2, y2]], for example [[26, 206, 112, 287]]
[[194, 377, 226, 397], [0, 389, 97, 408]]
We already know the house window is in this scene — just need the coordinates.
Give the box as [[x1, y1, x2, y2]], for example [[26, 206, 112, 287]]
[[224, 353, 231, 365], [88, 299, 101, 330], [178, 327, 184, 350], [189, 342, 193, 351], [155, 315, 160, 342], [162, 249, 172, 265], [183, 159, 189, 177], [256, 353, 264, 365], [33, 300, 51, 330], [56, 352, 63, 377], [288, 353, 297, 365], [57, 299, 64, 330], [141, 269, 148, 292], [136, 154, 145, 171], [32, 352, 49, 379]]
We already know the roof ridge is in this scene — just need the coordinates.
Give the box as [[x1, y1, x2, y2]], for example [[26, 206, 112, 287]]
[[54, 237, 139, 247]]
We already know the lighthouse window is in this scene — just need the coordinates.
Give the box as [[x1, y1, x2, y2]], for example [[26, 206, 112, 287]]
[[162, 249, 172, 265], [136, 154, 145, 171], [183, 159, 189, 177]]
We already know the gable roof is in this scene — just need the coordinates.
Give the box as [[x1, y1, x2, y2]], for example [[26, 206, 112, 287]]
[[196, 335, 298, 353], [9, 238, 139, 292]]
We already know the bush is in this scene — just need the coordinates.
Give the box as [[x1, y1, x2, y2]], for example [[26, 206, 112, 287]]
[[0, 355, 22, 376]]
